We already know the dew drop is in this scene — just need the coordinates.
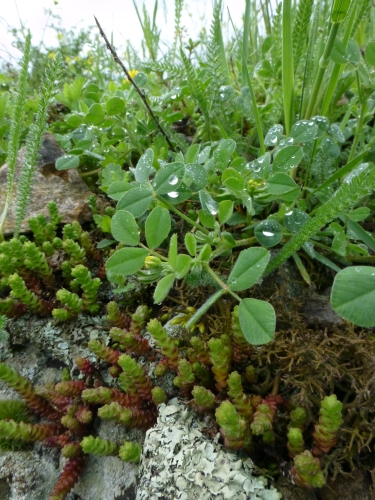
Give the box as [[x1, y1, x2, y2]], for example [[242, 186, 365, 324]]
[[262, 231, 274, 237], [168, 191, 179, 198], [168, 175, 179, 185]]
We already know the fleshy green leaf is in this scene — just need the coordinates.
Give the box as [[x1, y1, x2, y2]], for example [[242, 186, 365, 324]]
[[227, 248, 270, 291], [111, 210, 140, 246], [238, 298, 276, 345], [331, 267, 375, 327], [106, 248, 149, 276], [145, 207, 171, 248]]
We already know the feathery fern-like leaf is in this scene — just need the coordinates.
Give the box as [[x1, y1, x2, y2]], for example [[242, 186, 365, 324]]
[[0, 32, 31, 240], [293, 0, 314, 73], [266, 167, 375, 275], [14, 52, 63, 237]]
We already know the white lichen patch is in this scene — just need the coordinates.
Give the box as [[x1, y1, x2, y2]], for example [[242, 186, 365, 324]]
[[136, 398, 282, 500]]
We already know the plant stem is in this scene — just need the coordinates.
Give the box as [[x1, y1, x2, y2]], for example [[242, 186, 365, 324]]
[[305, 22, 340, 119], [155, 195, 210, 235], [203, 263, 242, 302], [347, 71, 366, 163], [282, 0, 294, 135]]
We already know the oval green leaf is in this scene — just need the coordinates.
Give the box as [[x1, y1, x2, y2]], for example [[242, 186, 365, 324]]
[[106, 247, 149, 276], [330, 266, 375, 327], [228, 247, 270, 291], [145, 207, 171, 248], [83, 103, 105, 125], [152, 162, 185, 195], [273, 146, 303, 173], [111, 210, 140, 246], [153, 274, 175, 304], [117, 187, 153, 217], [106, 96, 125, 116], [238, 298, 276, 345], [290, 120, 318, 143], [135, 148, 154, 183], [56, 154, 80, 171]]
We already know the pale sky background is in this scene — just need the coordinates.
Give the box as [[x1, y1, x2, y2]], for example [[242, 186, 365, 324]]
[[0, 0, 259, 65]]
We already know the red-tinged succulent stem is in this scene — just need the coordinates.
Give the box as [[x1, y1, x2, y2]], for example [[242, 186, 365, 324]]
[[231, 306, 254, 362], [35, 387, 73, 412], [98, 402, 157, 429], [0, 363, 60, 420], [82, 387, 142, 408], [227, 371, 253, 423], [313, 394, 343, 454], [188, 336, 210, 365], [75, 406, 93, 424], [49, 454, 86, 500], [0, 420, 61, 443], [291, 450, 326, 489], [75, 357, 95, 376], [287, 427, 305, 458], [191, 386, 216, 413], [106, 301, 130, 329], [55, 381, 86, 398], [81, 435, 120, 456], [208, 335, 232, 391], [118, 354, 154, 401], [88, 339, 121, 365], [146, 319, 180, 372], [215, 400, 246, 450]]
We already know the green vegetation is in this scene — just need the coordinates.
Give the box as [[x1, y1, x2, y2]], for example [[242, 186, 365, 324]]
[[0, 0, 375, 498]]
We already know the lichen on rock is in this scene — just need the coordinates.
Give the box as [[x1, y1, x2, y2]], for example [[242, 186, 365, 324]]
[[136, 398, 281, 500]]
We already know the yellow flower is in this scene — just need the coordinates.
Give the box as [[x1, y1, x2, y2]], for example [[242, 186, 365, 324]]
[[123, 69, 138, 84], [47, 52, 55, 59]]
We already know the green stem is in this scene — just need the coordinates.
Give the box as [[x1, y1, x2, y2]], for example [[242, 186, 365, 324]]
[[155, 194, 210, 235], [228, 10, 265, 155], [282, 0, 294, 135], [305, 22, 340, 119], [139, 243, 169, 262], [202, 263, 242, 302], [320, 5, 356, 116], [347, 72, 366, 163]]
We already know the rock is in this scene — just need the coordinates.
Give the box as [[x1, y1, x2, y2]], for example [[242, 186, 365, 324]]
[[136, 398, 282, 500], [276, 475, 318, 500], [302, 289, 344, 328], [319, 469, 372, 500], [0, 133, 99, 235]]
